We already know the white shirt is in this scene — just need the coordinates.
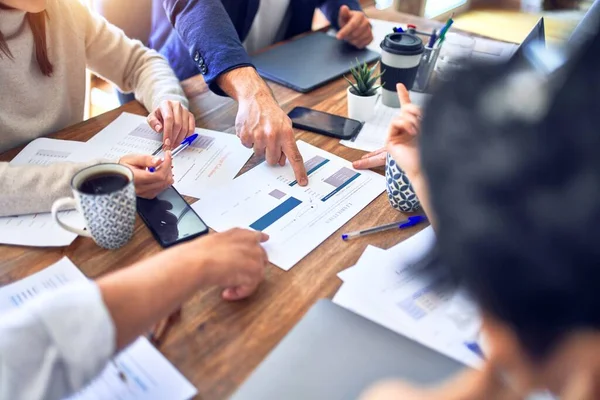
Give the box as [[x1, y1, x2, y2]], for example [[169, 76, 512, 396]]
[[0, 282, 115, 400], [243, 0, 292, 54]]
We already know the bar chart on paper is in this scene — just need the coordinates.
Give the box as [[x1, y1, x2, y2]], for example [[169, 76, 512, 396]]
[[193, 141, 385, 270], [84, 113, 253, 200]]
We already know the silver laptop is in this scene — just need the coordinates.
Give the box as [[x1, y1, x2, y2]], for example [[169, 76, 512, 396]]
[[230, 300, 466, 400]]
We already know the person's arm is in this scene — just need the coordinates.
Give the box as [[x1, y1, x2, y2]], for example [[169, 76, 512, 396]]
[[74, 2, 194, 147], [99, 228, 269, 349], [161, 0, 309, 185], [161, 0, 254, 95], [0, 282, 115, 400], [0, 228, 268, 400], [0, 160, 106, 217]]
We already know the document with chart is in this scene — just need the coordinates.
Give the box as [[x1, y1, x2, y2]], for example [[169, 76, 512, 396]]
[[0, 257, 197, 400], [334, 228, 484, 368], [85, 113, 253, 199], [0, 138, 88, 247], [193, 141, 385, 270]]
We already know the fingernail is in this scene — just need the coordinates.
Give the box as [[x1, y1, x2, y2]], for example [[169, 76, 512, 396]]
[[300, 178, 308, 186], [165, 138, 171, 147], [155, 124, 162, 132], [152, 157, 159, 164]]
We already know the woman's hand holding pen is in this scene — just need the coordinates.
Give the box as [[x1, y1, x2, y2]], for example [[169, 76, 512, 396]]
[[147, 100, 196, 150], [119, 151, 174, 199]]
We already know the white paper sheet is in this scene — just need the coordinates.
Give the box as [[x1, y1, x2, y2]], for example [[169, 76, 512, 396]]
[[334, 227, 484, 368], [85, 113, 253, 200], [340, 92, 431, 153], [193, 141, 385, 270], [0, 257, 198, 400], [0, 138, 88, 247], [367, 19, 404, 53]]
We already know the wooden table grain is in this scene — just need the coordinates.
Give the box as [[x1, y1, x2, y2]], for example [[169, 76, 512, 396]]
[[0, 9, 514, 400]]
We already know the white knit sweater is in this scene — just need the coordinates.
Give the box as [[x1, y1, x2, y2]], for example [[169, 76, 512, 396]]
[[0, 0, 188, 217]]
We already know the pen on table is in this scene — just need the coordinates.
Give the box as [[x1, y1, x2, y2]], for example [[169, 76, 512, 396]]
[[341, 215, 427, 241], [148, 133, 199, 173], [428, 29, 438, 48]]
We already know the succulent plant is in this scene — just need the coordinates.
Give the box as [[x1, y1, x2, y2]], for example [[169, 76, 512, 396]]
[[345, 59, 384, 97]]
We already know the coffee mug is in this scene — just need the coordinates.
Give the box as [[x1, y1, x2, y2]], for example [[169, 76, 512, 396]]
[[51, 163, 136, 249], [385, 153, 421, 213], [380, 32, 425, 108]]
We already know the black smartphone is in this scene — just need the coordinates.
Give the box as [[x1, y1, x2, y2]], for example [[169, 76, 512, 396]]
[[288, 107, 363, 140], [137, 186, 208, 248]]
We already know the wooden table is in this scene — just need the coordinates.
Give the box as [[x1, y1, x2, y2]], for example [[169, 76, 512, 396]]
[[0, 8, 514, 400]]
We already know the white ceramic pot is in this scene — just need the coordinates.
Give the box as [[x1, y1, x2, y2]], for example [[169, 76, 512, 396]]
[[347, 87, 378, 122]]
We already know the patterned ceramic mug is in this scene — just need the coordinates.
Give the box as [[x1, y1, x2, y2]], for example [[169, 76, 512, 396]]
[[385, 153, 421, 213], [51, 163, 136, 249]]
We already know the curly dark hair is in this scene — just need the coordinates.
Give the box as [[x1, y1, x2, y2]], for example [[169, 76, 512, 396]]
[[418, 29, 600, 360]]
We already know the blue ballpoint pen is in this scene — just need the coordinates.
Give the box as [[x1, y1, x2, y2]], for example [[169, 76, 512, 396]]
[[148, 133, 199, 173], [465, 341, 486, 359], [341, 215, 427, 241], [428, 29, 438, 48]]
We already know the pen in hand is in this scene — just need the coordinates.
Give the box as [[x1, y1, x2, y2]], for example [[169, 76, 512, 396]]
[[148, 133, 199, 173]]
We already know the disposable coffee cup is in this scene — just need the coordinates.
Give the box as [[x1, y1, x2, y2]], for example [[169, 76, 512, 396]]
[[380, 32, 425, 108]]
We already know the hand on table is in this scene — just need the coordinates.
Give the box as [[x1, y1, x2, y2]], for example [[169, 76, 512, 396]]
[[236, 93, 308, 186], [337, 5, 373, 49], [191, 228, 269, 301], [147, 100, 196, 149], [386, 83, 422, 180], [119, 150, 174, 199]]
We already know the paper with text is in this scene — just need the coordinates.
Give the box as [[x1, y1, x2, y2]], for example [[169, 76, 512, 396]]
[[85, 113, 253, 200], [334, 227, 484, 368], [193, 141, 385, 270], [0, 139, 88, 247], [0, 257, 197, 400]]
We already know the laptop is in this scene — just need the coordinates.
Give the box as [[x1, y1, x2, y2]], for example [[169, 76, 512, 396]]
[[230, 300, 466, 400], [250, 32, 380, 93], [512, 17, 546, 59]]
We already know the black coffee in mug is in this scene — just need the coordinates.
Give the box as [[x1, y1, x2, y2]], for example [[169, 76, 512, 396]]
[[78, 172, 130, 195]]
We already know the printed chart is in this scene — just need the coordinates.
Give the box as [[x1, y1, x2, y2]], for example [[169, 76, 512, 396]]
[[193, 141, 385, 270], [85, 113, 252, 200]]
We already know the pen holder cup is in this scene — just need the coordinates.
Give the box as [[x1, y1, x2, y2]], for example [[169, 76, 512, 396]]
[[385, 153, 421, 213], [412, 46, 440, 93]]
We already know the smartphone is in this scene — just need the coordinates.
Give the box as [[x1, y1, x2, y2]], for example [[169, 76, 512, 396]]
[[288, 107, 363, 140], [137, 186, 208, 248]]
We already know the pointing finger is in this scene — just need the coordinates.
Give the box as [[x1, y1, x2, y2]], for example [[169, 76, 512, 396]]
[[397, 83, 411, 107]]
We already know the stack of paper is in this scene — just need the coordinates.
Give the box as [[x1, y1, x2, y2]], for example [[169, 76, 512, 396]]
[[0, 257, 197, 400], [333, 226, 485, 368]]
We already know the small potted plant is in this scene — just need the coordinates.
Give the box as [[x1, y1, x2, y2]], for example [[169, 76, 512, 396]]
[[345, 59, 384, 122]]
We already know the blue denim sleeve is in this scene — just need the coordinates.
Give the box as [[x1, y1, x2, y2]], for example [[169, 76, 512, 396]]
[[162, 0, 254, 96], [318, 0, 363, 30]]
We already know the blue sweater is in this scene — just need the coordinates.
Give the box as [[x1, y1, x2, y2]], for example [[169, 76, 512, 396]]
[[149, 0, 362, 95]]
